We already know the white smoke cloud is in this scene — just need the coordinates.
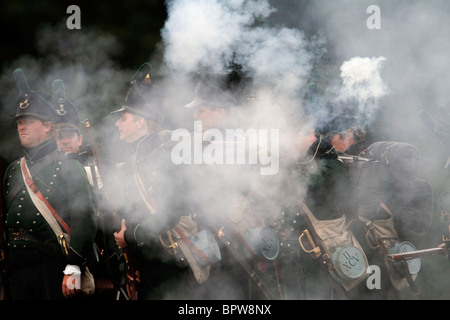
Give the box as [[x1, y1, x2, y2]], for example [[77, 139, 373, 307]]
[[161, 0, 317, 97], [339, 56, 387, 101], [162, 0, 276, 73], [158, 0, 450, 300]]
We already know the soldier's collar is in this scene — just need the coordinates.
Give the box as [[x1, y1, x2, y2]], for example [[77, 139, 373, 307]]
[[22, 138, 57, 161], [131, 132, 160, 155]]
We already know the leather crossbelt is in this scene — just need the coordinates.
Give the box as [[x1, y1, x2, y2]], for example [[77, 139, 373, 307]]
[[20, 157, 71, 235], [173, 227, 209, 263]]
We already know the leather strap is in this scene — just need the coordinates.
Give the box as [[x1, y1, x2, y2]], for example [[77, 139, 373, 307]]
[[7, 153, 55, 204], [20, 157, 71, 234]]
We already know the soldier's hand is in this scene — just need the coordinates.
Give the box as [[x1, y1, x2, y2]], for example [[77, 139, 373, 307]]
[[62, 274, 81, 299], [127, 270, 141, 284], [113, 219, 127, 249]]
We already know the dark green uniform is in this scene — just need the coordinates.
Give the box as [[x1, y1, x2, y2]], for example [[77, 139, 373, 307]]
[[4, 139, 96, 299], [112, 131, 192, 299], [3, 69, 97, 300], [109, 63, 194, 299]]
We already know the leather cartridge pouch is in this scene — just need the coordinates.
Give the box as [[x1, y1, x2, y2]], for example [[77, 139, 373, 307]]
[[300, 202, 369, 291], [360, 207, 419, 292]]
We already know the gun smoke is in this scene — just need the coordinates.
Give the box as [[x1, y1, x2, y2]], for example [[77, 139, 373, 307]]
[[1, 0, 450, 299]]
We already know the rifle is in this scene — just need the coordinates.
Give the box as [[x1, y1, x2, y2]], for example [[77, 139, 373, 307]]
[[387, 245, 449, 262], [386, 243, 450, 298], [121, 247, 138, 300], [82, 119, 139, 300]]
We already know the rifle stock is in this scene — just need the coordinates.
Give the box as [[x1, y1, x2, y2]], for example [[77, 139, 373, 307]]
[[121, 247, 139, 300], [212, 224, 276, 300], [82, 119, 139, 300]]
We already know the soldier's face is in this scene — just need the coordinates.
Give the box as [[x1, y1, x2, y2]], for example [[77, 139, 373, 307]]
[[16, 116, 53, 148], [294, 129, 316, 158], [330, 129, 354, 152], [57, 130, 82, 154], [115, 111, 146, 143]]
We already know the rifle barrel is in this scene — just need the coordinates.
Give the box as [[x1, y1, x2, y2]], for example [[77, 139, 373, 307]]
[[387, 247, 446, 261]]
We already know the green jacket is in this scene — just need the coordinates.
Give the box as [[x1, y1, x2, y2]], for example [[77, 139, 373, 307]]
[[4, 139, 97, 267], [113, 131, 187, 250]]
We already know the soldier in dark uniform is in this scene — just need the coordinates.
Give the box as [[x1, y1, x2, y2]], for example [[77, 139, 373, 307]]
[[275, 121, 353, 299], [111, 63, 194, 300], [52, 79, 120, 299], [3, 69, 97, 299], [53, 81, 84, 156], [52, 79, 103, 203], [182, 71, 274, 299]]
